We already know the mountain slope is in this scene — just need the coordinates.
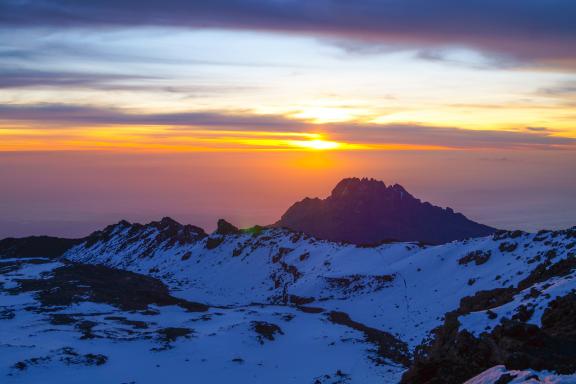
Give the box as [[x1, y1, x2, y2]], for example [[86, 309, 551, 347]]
[[62, 218, 576, 383], [275, 178, 496, 245], [1, 217, 575, 383]]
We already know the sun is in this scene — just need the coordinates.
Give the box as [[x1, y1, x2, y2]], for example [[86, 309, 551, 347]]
[[290, 139, 342, 150]]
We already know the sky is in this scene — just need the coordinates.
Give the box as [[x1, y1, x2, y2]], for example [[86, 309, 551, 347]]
[[0, 0, 575, 237]]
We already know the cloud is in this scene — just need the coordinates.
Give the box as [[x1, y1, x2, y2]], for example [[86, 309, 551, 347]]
[[535, 82, 576, 109], [0, 42, 303, 69], [525, 127, 552, 132], [326, 123, 576, 150], [0, 69, 158, 89], [0, 103, 574, 150], [0, 68, 263, 96], [0, 104, 302, 131], [1, 0, 575, 70], [538, 82, 576, 97], [411, 48, 518, 70]]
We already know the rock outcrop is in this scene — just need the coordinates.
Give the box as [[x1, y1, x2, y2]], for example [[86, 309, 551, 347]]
[[275, 177, 496, 245]]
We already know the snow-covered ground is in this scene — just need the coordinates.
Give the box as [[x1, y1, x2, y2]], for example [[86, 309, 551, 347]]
[[0, 258, 404, 384], [2, 219, 575, 383], [65, 221, 576, 349]]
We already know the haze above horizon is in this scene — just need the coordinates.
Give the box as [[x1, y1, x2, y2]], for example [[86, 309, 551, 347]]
[[0, 0, 574, 237]]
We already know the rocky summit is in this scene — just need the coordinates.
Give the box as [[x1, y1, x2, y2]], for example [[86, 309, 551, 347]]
[[275, 177, 496, 245]]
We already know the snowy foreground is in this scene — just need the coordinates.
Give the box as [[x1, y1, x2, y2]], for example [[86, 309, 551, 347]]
[[1, 218, 575, 383]]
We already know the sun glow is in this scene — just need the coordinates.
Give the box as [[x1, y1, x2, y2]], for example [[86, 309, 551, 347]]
[[0, 122, 358, 152], [289, 139, 342, 150], [290, 107, 362, 124]]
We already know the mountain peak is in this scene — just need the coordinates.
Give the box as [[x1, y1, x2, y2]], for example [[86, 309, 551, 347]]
[[276, 177, 495, 245], [159, 216, 180, 227], [331, 177, 386, 198], [85, 217, 207, 249], [330, 178, 415, 202]]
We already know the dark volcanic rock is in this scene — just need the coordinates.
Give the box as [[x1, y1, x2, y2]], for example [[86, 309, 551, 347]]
[[11, 347, 108, 372], [0, 236, 82, 259], [275, 178, 495, 245], [157, 327, 193, 343], [328, 311, 411, 367], [402, 251, 576, 384], [401, 291, 576, 384], [215, 219, 241, 235], [10, 263, 209, 312], [251, 321, 284, 343]]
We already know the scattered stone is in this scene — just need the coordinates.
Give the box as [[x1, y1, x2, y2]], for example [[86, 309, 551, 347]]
[[252, 321, 284, 344], [458, 250, 491, 266], [499, 242, 518, 253]]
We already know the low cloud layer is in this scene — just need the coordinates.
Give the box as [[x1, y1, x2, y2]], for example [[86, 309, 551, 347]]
[[0, 104, 301, 131], [1, 103, 573, 150]]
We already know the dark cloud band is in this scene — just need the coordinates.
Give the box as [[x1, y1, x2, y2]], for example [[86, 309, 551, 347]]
[[1, 0, 575, 69], [0, 103, 574, 150]]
